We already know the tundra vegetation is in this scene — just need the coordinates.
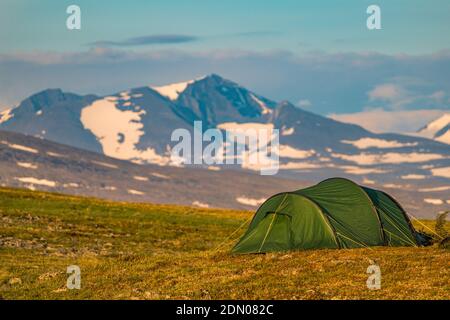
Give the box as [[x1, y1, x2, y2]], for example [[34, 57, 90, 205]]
[[0, 187, 448, 300]]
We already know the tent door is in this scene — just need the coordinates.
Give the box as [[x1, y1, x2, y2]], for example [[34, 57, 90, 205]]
[[257, 212, 293, 252]]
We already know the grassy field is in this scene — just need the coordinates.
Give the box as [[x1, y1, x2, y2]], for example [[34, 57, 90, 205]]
[[0, 187, 448, 300]]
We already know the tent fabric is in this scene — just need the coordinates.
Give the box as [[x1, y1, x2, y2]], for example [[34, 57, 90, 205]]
[[232, 177, 420, 254], [362, 187, 417, 246]]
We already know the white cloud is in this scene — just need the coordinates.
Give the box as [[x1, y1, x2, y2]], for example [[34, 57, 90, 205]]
[[430, 90, 446, 102], [368, 83, 416, 109], [369, 83, 404, 101], [1, 48, 450, 117], [367, 79, 449, 111], [329, 109, 448, 133]]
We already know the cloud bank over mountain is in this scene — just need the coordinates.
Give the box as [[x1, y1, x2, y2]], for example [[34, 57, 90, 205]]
[[330, 109, 449, 134], [0, 48, 449, 133]]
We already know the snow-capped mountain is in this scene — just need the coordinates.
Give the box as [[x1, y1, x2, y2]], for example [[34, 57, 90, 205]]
[[0, 89, 100, 152], [174, 74, 277, 126], [417, 114, 450, 145], [1, 74, 450, 191]]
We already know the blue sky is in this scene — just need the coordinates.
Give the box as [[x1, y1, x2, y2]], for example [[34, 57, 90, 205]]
[[0, 0, 449, 132], [2, 0, 449, 54]]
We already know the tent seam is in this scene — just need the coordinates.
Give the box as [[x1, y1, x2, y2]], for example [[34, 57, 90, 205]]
[[257, 194, 288, 253], [302, 177, 386, 246], [379, 190, 419, 246], [360, 188, 388, 246], [291, 193, 341, 249], [327, 177, 386, 245]]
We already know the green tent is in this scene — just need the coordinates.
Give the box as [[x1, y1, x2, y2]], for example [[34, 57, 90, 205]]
[[232, 177, 421, 253]]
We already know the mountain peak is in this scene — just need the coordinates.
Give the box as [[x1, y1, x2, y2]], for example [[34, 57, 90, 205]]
[[151, 75, 210, 100], [418, 114, 450, 133], [22, 88, 69, 109], [204, 73, 239, 86], [203, 73, 231, 82], [150, 74, 245, 101], [417, 113, 450, 144], [174, 74, 276, 125], [31, 88, 64, 98]]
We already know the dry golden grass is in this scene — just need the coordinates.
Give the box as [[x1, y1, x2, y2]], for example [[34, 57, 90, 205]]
[[0, 187, 448, 300]]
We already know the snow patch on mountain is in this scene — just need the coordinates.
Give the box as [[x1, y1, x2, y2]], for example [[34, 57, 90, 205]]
[[46, 151, 65, 158], [424, 198, 444, 205], [218, 122, 274, 132], [81, 97, 171, 165], [151, 172, 170, 179], [418, 114, 450, 136], [128, 189, 145, 195], [63, 182, 79, 188], [250, 93, 272, 115], [340, 166, 388, 175], [192, 201, 209, 208], [383, 183, 407, 189], [119, 91, 132, 100], [278, 145, 315, 159], [16, 162, 38, 169], [217, 122, 280, 173], [419, 186, 450, 192], [417, 114, 450, 145], [279, 162, 320, 170], [436, 130, 450, 145], [1, 140, 38, 154], [0, 108, 13, 124], [341, 137, 417, 149], [401, 174, 426, 180], [217, 122, 277, 164], [236, 196, 265, 207], [152, 80, 195, 100], [281, 126, 294, 136], [362, 178, 376, 185], [91, 160, 118, 169], [15, 177, 56, 187], [133, 175, 149, 181], [331, 152, 445, 165], [430, 166, 450, 178]]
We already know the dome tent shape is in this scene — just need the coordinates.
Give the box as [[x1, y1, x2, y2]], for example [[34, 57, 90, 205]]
[[232, 178, 420, 254]]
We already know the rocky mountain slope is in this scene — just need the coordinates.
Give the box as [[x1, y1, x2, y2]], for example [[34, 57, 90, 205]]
[[1, 74, 449, 212]]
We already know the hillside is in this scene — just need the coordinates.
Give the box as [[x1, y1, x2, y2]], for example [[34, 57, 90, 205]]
[[0, 188, 448, 300], [2, 129, 448, 217], [1, 74, 450, 192], [0, 129, 311, 211]]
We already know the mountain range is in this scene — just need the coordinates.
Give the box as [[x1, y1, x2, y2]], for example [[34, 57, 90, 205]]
[[0, 74, 449, 214]]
